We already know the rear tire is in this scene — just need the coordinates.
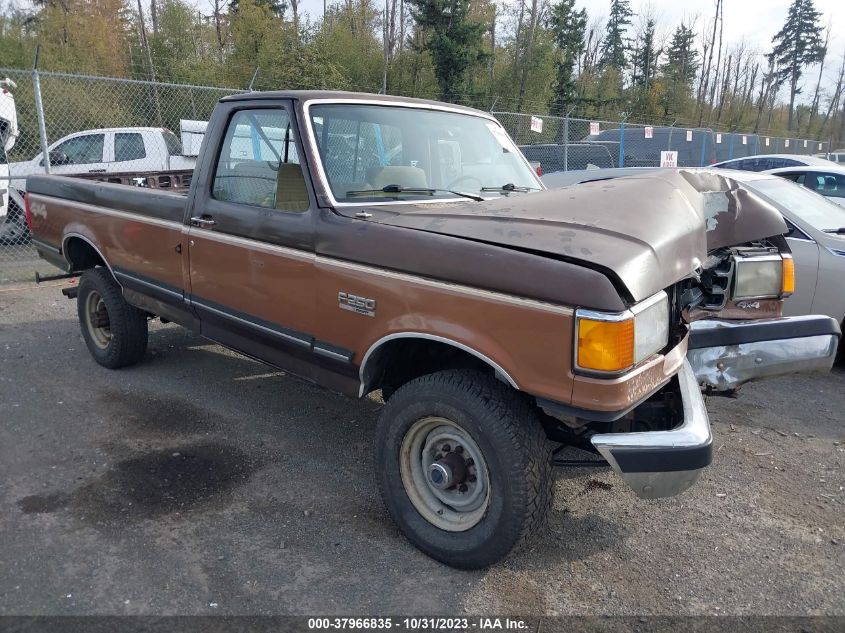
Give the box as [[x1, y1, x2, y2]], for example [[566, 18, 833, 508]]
[[77, 267, 148, 369], [375, 369, 553, 569]]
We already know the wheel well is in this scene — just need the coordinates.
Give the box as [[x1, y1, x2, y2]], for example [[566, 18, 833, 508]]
[[361, 337, 513, 397], [64, 236, 107, 271]]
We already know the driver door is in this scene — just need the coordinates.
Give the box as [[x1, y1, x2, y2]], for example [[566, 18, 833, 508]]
[[185, 100, 319, 381]]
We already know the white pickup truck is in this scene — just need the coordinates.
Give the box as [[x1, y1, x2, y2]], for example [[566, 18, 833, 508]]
[[8, 126, 196, 193], [1, 77, 22, 244]]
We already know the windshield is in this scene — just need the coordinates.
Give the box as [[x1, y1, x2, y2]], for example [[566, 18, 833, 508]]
[[747, 177, 845, 232], [309, 104, 541, 202]]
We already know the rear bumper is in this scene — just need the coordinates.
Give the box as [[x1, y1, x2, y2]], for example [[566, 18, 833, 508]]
[[591, 360, 712, 500], [687, 315, 841, 391]]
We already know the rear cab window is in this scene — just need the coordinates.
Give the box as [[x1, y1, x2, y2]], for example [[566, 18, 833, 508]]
[[162, 130, 183, 156]]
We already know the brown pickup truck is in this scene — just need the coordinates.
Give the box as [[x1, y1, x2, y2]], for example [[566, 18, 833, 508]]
[[25, 91, 841, 569]]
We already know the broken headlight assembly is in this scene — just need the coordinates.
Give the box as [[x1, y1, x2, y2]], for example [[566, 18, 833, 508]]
[[733, 252, 794, 299]]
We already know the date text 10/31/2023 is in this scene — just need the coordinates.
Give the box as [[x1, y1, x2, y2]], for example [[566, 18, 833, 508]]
[[307, 617, 531, 631]]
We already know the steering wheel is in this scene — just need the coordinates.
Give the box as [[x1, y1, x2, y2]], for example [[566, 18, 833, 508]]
[[446, 175, 484, 191]]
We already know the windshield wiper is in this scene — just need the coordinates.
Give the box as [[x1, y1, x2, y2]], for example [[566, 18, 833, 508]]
[[480, 183, 541, 194], [345, 184, 484, 202], [823, 227, 845, 234]]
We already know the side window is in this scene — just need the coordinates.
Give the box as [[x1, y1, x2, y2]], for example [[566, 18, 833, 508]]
[[778, 172, 803, 183], [47, 134, 105, 166], [812, 172, 845, 198], [114, 132, 146, 162], [212, 109, 308, 212]]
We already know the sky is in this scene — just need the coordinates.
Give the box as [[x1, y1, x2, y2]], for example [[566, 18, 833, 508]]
[[274, 0, 845, 99]]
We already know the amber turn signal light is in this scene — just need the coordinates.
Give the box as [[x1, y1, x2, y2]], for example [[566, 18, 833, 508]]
[[782, 254, 795, 296], [576, 317, 635, 373]]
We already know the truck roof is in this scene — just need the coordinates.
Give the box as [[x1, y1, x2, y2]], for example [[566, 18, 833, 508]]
[[221, 90, 489, 117]]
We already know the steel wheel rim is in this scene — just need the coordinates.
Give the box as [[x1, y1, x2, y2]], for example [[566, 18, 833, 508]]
[[399, 416, 490, 532], [84, 290, 112, 349]]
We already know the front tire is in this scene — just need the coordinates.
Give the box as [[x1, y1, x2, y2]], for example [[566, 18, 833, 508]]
[[77, 267, 148, 369], [375, 370, 553, 569]]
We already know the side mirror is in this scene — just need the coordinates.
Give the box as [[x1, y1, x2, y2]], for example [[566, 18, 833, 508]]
[[49, 150, 70, 166]]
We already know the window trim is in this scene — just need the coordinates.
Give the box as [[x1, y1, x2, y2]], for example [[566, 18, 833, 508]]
[[209, 104, 308, 213]]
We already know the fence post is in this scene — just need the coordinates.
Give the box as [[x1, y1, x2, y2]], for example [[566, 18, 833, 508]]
[[618, 115, 627, 168], [32, 48, 51, 175], [563, 106, 574, 172]]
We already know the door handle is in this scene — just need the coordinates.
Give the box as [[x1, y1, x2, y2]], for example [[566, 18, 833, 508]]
[[190, 216, 216, 228]]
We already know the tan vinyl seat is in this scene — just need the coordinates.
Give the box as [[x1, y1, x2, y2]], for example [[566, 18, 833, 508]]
[[275, 163, 310, 212], [371, 165, 428, 189]]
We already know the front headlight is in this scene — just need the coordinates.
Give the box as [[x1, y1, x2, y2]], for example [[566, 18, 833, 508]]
[[734, 253, 794, 299], [575, 291, 669, 374]]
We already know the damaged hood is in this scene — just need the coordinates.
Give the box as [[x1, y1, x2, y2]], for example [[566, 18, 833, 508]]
[[346, 170, 787, 302]]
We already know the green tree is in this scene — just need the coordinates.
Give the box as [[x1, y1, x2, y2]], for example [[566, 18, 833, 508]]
[[406, 0, 489, 102], [769, 0, 825, 130], [630, 18, 658, 90], [229, 0, 286, 18], [547, 0, 586, 115], [598, 0, 631, 71], [660, 22, 699, 117]]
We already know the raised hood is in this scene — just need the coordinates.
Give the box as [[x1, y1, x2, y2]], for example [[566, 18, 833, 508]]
[[344, 170, 787, 302]]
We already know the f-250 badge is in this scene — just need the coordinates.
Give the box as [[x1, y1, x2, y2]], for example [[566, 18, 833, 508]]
[[338, 292, 376, 317]]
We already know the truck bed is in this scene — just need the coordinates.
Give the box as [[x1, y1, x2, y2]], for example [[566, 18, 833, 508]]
[[26, 175, 188, 283]]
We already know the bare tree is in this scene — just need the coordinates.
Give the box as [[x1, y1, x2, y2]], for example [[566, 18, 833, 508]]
[[697, 0, 721, 126], [805, 21, 830, 135], [150, 0, 158, 36], [210, 0, 225, 62]]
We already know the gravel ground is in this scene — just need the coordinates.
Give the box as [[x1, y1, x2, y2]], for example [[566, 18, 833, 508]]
[[0, 281, 843, 616]]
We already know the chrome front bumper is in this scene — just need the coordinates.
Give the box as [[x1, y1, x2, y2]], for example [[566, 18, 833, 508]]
[[687, 315, 841, 392], [591, 360, 712, 500]]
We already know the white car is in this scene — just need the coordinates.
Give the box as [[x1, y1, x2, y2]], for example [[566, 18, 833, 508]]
[[8, 126, 196, 192], [712, 153, 837, 172], [767, 164, 845, 207]]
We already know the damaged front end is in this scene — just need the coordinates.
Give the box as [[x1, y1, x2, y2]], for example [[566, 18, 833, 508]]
[[543, 170, 841, 499]]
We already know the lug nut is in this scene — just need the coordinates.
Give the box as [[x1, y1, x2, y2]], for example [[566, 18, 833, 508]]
[[442, 444, 451, 453], [468, 474, 476, 483], [455, 445, 464, 454], [458, 484, 468, 493], [465, 458, 474, 467]]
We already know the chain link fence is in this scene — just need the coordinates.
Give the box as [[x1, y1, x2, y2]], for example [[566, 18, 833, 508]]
[[0, 68, 835, 284], [0, 67, 242, 283], [496, 112, 831, 174]]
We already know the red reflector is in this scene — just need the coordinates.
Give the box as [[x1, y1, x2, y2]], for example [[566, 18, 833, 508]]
[[24, 193, 33, 230], [536, 164, 543, 176]]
